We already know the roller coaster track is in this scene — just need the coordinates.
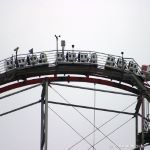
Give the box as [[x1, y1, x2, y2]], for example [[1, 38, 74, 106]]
[[0, 50, 150, 108]]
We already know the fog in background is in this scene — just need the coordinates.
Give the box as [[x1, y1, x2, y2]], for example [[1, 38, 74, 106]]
[[0, 0, 150, 149]]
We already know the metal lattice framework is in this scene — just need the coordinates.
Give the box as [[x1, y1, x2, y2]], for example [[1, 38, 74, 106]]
[[0, 49, 150, 150]]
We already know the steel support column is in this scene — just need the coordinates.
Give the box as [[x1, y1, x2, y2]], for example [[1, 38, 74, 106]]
[[40, 80, 48, 150], [141, 96, 145, 150], [135, 115, 139, 150]]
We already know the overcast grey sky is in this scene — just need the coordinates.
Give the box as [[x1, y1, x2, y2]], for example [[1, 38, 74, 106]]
[[0, 0, 150, 150]]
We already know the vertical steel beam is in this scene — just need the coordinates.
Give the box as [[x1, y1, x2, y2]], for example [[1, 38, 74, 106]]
[[141, 95, 145, 150], [40, 80, 48, 150], [41, 94, 44, 150], [135, 115, 138, 149], [45, 80, 48, 150]]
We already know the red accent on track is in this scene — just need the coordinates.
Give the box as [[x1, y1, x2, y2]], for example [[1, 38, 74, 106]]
[[0, 76, 139, 94]]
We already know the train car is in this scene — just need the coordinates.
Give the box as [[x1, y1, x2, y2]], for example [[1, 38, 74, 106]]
[[56, 52, 63, 62], [39, 53, 47, 63], [128, 61, 138, 75], [4, 58, 15, 71], [66, 52, 76, 62], [78, 52, 89, 63], [55, 51, 98, 67], [17, 57, 26, 68], [105, 55, 115, 68], [3, 50, 145, 82], [90, 53, 97, 64], [27, 54, 38, 65]]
